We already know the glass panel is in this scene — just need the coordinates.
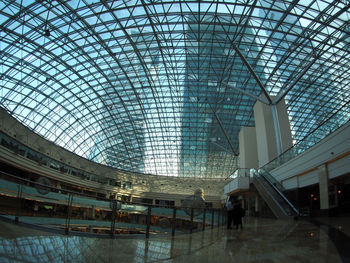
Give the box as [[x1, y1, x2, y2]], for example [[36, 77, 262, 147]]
[[0, 0, 349, 178]]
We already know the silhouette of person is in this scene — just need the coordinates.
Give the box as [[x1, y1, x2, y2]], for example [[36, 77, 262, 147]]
[[233, 199, 244, 229], [226, 196, 234, 229]]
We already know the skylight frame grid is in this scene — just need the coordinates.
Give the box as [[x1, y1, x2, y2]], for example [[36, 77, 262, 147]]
[[1, 0, 349, 177]]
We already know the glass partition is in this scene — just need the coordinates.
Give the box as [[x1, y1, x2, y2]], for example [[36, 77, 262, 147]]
[[0, 170, 224, 238], [263, 107, 350, 173], [252, 169, 299, 217]]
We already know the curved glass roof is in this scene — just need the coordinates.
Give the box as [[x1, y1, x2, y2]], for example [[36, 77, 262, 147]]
[[1, 0, 349, 178]]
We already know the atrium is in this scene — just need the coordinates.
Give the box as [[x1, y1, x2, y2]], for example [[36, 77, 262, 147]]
[[0, 0, 349, 262]]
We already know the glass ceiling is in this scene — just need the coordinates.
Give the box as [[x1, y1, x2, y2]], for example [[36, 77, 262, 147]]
[[0, 0, 349, 178]]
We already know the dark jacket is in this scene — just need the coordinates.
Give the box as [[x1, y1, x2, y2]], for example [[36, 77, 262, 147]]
[[232, 203, 243, 225]]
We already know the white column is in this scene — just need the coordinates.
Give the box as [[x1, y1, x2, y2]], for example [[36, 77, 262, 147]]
[[318, 164, 329, 210], [253, 96, 292, 167], [271, 105, 283, 155], [274, 98, 293, 152], [254, 98, 277, 167], [239, 126, 258, 171]]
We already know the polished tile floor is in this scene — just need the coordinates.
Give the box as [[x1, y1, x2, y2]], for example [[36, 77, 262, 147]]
[[0, 216, 349, 263]]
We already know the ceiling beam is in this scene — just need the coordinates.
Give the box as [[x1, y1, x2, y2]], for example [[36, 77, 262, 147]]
[[221, 81, 270, 105], [231, 42, 273, 105], [211, 108, 239, 156]]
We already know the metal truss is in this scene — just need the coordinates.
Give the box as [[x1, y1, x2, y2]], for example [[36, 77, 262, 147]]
[[0, 0, 349, 178]]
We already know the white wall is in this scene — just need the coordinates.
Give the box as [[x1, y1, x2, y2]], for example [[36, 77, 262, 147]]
[[254, 99, 277, 167], [224, 176, 250, 195], [275, 99, 293, 152], [328, 154, 350, 179], [239, 126, 258, 169], [253, 97, 293, 167], [272, 120, 350, 189], [282, 176, 298, 189]]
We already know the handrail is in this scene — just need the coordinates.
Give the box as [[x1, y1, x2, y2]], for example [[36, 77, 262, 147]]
[[0, 170, 98, 199], [0, 170, 218, 212], [258, 170, 299, 216], [261, 103, 350, 173], [253, 176, 290, 217], [0, 169, 226, 238], [252, 104, 350, 217]]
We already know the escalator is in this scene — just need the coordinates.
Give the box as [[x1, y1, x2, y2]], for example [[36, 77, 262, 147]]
[[252, 169, 299, 219]]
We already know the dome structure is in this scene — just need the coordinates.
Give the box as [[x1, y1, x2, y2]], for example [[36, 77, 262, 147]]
[[0, 0, 349, 178]]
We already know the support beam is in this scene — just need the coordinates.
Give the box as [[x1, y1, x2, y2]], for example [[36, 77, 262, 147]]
[[270, 105, 283, 156], [273, 56, 318, 105], [212, 110, 239, 156], [221, 81, 270, 105], [210, 141, 236, 155], [272, 6, 348, 105], [231, 42, 272, 105]]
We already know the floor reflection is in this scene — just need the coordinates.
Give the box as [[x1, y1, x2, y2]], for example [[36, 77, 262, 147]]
[[0, 217, 348, 263]]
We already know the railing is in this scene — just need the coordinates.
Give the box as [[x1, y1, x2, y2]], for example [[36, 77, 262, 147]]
[[0, 170, 226, 238], [0, 130, 132, 190], [257, 168, 284, 193], [262, 104, 350, 173], [253, 169, 299, 218], [252, 105, 350, 218], [226, 168, 255, 180]]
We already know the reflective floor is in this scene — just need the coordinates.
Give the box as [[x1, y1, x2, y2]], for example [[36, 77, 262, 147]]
[[0, 216, 349, 263]]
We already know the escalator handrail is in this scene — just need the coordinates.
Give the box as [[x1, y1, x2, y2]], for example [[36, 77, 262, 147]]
[[258, 171, 299, 216], [253, 175, 292, 217], [259, 168, 284, 192]]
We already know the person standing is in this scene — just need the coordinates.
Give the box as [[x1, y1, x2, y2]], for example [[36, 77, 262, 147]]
[[233, 199, 244, 229], [226, 196, 234, 229]]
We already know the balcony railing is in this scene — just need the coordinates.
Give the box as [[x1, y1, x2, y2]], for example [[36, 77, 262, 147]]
[[0, 170, 226, 238], [263, 103, 350, 173]]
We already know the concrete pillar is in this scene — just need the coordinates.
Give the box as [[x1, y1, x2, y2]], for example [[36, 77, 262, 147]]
[[254, 99, 277, 167], [318, 164, 329, 211], [239, 126, 258, 173], [253, 97, 292, 167], [274, 99, 293, 152]]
